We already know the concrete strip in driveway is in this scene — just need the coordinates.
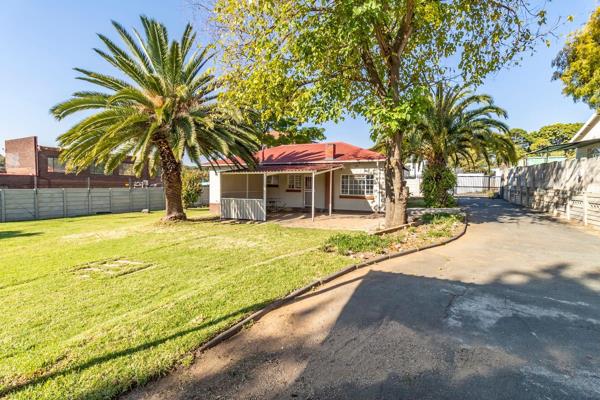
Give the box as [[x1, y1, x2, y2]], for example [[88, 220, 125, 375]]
[[125, 198, 600, 400]]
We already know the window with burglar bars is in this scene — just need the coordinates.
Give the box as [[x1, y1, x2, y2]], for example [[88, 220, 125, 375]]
[[287, 175, 302, 190], [341, 174, 374, 196]]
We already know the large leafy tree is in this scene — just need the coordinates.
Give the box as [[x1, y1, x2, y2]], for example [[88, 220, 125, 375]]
[[256, 117, 326, 147], [528, 122, 584, 151], [51, 17, 259, 220], [553, 7, 600, 110], [509, 128, 533, 156], [407, 83, 516, 206], [212, 0, 554, 226]]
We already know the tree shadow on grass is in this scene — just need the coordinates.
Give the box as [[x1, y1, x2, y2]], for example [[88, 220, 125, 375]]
[[0, 299, 273, 398], [0, 230, 41, 240]]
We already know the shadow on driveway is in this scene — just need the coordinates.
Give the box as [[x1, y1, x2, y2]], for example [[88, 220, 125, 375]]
[[139, 261, 600, 400]]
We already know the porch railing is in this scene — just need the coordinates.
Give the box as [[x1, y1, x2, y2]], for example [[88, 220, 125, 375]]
[[220, 198, 266, 221]]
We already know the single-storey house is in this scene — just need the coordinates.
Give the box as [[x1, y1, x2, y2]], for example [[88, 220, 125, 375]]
[[570, 113, 600, 159], [206, 142, 388, 221]]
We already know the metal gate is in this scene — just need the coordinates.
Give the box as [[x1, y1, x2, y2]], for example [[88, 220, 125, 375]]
[[454, 174, 501, 196]]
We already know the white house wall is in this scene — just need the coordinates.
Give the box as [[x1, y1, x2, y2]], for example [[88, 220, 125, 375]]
[[209, 162, 387, 214], [208, 170, 221, 204], [264, 176, 304, 208], [575, 115, 600, 159], [332, 163, 385, 212], [405, 178, 421, 197]]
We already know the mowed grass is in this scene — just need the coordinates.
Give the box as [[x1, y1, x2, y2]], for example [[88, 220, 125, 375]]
[[0, 209, 351, 399]]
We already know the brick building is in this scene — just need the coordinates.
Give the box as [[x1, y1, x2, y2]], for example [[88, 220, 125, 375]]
[[0, 136, 161, 189]]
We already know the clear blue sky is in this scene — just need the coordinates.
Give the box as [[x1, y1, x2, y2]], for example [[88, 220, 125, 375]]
[[0, 0, 597, 153]]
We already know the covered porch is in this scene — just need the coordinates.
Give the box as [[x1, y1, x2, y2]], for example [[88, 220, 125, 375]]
[[219, 164, 343, 222], [267, 210, 385, 232]]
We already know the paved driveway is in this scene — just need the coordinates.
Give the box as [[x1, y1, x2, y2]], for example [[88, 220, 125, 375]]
[[126, 198, 600, 400]]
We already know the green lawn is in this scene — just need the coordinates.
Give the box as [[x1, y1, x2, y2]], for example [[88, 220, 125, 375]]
[[0, 209, 351, 399]]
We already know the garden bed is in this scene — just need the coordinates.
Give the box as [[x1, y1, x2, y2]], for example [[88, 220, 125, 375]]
[[322, 212, 466, 261]]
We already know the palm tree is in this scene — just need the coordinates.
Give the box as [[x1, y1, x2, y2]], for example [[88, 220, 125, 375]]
[[51, 16, 259, 220], [408, 83, 516, 205]]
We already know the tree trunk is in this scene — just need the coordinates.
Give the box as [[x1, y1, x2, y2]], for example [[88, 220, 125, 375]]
[[384, 132, 409, 227], [154, 135, 186, 221]]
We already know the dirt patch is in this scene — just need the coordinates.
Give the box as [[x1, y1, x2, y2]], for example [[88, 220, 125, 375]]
[[72, 259, 153, 279]]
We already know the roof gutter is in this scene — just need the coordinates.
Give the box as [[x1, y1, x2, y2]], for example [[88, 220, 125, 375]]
[[526, 137, 600, 155]]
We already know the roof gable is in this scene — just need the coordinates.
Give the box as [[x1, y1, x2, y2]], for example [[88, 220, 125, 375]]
[[571, 113, 600, 143]]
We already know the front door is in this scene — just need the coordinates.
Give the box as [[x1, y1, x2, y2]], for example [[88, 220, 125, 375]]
[[304, 175, 313, 207]]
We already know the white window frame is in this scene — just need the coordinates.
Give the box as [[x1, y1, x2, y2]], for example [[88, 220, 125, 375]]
[[287, 174, 302, 190], [340, 174, 374, 197], [266, 175, 279, 186]]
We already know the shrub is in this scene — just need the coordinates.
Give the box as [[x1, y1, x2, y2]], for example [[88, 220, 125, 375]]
[[420, 212, 461, 225], [322, 233, 391, 255], [421, 164, 457, 207], [181, 168, 205, 209]]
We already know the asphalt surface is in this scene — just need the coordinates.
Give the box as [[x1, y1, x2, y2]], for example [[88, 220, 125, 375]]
[[125, 198, 600, 400]]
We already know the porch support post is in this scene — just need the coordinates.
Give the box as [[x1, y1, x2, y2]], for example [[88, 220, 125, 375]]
[[328, 170, 333, 216], [219, 172, 223, 220], [262, 173, 267, 221], [311, 171, 315, 221]]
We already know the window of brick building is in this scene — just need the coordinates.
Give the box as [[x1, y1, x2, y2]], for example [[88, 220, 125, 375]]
[[119, 163, 135, 176], [47, 157, 65, 173], [91, 163, 106, 175]]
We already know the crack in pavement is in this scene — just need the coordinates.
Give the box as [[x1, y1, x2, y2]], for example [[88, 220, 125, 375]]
[[443, 286, 470, 321]]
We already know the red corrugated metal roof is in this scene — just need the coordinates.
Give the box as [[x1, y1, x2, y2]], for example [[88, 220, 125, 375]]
[[221, 163, 343, 174], [208, 142, 384, 167]]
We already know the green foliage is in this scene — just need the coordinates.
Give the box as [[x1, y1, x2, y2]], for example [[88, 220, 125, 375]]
[[50, 17, 260, 218], [322, 233, 391, 255], [421, 164, 457, 208], [0, 153, 4, 172], [528, 123, 584, 151], [214, 1, 553, 127], [256, 116, 326, 147], [322, 213, 462, 255], [408, 83, 517, 170], [553, 7, 600, 110], [181, 168, 206, 208], [509, 128, 532, 155], [421, 212, 461, 224]]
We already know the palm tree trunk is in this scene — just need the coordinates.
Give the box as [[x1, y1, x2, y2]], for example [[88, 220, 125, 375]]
[[154, 135, 186, 221]]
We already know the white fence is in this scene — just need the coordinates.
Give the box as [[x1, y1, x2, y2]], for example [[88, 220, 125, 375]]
[[405, 173, 500, 196], [502, 157, 600, 229], [455, 174, 501, 195], [220, 198, 266, 221], [0, 187, 165, 223]]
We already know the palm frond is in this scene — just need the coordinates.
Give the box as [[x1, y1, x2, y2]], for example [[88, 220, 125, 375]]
[[51, 14, 260, 208]]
